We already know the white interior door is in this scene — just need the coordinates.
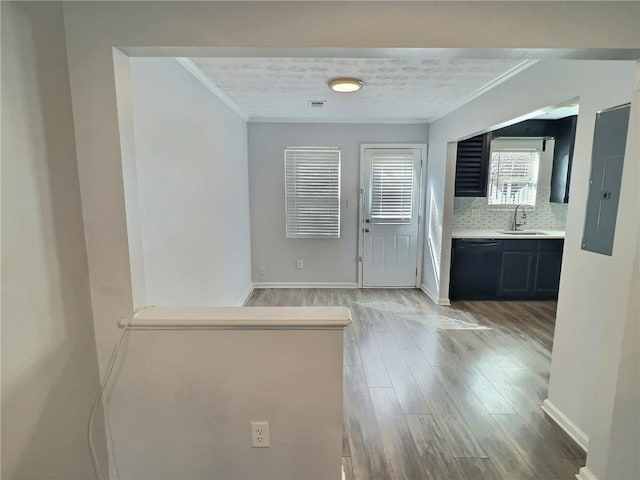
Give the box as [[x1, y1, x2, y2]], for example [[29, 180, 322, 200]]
[[361, 148, 422, 287]]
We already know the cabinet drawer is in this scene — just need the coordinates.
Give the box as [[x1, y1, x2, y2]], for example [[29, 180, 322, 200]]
[[502, 239, 538, 252]]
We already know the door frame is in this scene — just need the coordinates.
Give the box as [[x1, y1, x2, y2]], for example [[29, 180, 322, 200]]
[[358, 143, 427, 288]]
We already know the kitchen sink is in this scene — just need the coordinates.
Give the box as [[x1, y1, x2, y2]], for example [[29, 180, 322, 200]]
[[497, 230, 548, 235]]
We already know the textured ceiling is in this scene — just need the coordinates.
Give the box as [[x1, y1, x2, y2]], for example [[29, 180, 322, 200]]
[[189, 57, 528, 122]]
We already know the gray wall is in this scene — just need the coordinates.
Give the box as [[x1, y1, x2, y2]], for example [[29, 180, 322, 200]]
[[1, 2, 105, 478], [248, 123, 428, 284], [126, 58, 253, 306]]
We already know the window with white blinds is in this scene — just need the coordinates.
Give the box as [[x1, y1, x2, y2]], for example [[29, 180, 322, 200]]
[[370, 157, 414, 223], [487, 139, 541, 207], [285, 148, 341, 238]]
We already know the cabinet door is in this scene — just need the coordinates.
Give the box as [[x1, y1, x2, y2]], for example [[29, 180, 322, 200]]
[[550, 115, 577, 203], [454, 133, 491, 197], [535, 251, 563, 298], [499, 251, 535, 298]]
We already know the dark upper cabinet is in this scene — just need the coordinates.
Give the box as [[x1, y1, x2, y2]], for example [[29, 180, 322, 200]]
[[454, 133, 491, 197], [493, 119, 553, 138], [550, 115, 577, 203], [455, 116, 577, 202]]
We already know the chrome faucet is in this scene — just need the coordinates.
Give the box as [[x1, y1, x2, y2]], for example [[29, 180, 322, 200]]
[[512, 204, 527, 231]]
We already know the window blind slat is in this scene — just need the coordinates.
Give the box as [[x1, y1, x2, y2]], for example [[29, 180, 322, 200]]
[[370, 157, 414, 223], [285, 148, 341, 239]]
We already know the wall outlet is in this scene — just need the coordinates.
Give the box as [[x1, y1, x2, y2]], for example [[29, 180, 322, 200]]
[[251, 421, 269, 447], [258, 266, 266, 275], [296, 259, 304, 269]]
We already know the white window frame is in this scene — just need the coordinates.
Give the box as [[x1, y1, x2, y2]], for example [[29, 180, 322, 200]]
[[487, 138, 543, 209], [284, 147, 341, 239]]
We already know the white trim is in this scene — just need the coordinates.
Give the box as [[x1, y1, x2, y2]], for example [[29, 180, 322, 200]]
[[358, 144, 427, 288], [541, 399, 589, 452], [253, 282, 358, 289], [576, 467, 598, 480], [236, 283, 255, 306], [420, 284, 451, 306], [250, 117, 429, 124], [121, 306, 352, 330], [429, 60, 538, 122], [175, 58, 249, 121]]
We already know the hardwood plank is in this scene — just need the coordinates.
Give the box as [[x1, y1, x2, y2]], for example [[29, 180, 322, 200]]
[[406, 414, 467, 480], [342, 414, 351, 457], [343, 339, 362, 367], [401, 349, 487, 459], [441, 362, 517, 415], [455, 458, 516, 480], [343, 366, 391, 479], [249, 289, 586, 479], [342, 457, 354, 480], [479, 362, 585, 460], [355, 326, 392, 387], [369, 387, 430, 480], [492, 413, 582, 479], [432, 364, 538, 478], [374, 331, 431, 414]]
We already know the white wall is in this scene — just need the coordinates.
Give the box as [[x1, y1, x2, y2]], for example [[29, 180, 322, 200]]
[[0, 2, 105, 477], [248, 123, 427, 285], [423, 59, 637, 446], [108, 326, 344, 479], [58, 1, 639, 477], [125, 58, 253, 306], [60, 0, 639, 383], [580, 72, 639, 480]]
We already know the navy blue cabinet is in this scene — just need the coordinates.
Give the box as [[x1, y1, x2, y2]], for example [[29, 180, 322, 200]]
[[454, 133, 492, 197], [534, 240, 564, 298], [499, 251, 536, 297], [450, 238, 564, 300], [450, 239, 502, 300]]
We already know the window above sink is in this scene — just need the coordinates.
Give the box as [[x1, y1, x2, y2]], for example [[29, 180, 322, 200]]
[[487, 138, 543, 209]]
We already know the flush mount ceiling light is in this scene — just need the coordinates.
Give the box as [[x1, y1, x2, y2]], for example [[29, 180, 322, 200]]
[[328, 77, 364, 93]]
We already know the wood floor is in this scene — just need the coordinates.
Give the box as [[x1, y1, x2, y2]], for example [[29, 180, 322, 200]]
[[247, 288, 586, 480]]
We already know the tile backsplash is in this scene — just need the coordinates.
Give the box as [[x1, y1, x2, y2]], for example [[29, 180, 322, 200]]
[[452, 186, 568, 231]]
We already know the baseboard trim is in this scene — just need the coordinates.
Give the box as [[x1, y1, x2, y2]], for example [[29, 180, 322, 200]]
[[237, 283, 255, 306], [541, 399, 589, 452], [420, 284, 451, 306], [253, 282, 358, 289], [576, 467, 598, 480]]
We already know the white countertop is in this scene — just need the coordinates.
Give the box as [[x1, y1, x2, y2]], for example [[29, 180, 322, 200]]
[[452, 229, 565, 239]]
